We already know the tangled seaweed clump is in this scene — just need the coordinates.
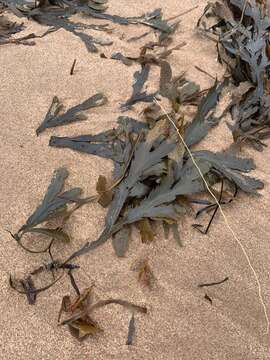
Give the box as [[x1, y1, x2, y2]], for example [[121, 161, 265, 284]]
[[4, 0, 269, 343]]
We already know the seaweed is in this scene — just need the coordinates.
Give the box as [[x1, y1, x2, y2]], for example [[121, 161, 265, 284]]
[[20, 276, 37, 304], [198, 0, 270, 150], [126, 313, 135, 346], [50, 117, 147, 166], [0, 14, 56, 45], [6, 0, 270, 344], [36, 93, 107, 135], [112, 226, 131, 257], [0, 2, 179, 51], [59, 105, 263, 262], [132, 258, 155, 289], [0, 0, 112, 50], [193, 151, 264, 193], [110, 43, 186, 67], [96, 175, 113, 207], [184, 80, 228, 147], [59, 286, 146, 341], [121, 65, 157, 110], [9, 167, 86, 257], [0, 14, 24, 40]]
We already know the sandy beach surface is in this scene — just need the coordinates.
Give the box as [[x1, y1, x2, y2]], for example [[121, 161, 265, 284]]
[[1, 1, 270, 359]]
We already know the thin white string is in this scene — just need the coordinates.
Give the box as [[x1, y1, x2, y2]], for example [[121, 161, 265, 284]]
[[153, 97, 269, 335]]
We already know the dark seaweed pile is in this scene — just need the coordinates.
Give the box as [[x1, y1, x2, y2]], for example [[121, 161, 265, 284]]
[[198, 0, 270, 151]]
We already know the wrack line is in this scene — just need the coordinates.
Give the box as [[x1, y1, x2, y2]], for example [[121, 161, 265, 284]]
[[153, 97, 269, 335]]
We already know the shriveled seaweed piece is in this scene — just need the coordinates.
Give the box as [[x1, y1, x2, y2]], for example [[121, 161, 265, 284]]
[[198, 0, 270, 150], [193, 150, 264, 193], [0, 14, 55, 45], [159, 61, 201, 113], [37, 93, 107, 134], [112, 226, 131, 257], [171, 223, 182, 247], [110, 43, 185, 67], [87, 7, 175, 35], [184, 80, 227, 147], [9, 272, 64, 297], [132, 258, 155, 289], [162, 221, 183, 246], [49, 116, 147, 166], [136, 218, 154, 243], [20, 276, 37, 304], [126, 313, 135, 346], [121, 65, 157, 110], [60, 286, 146, 341], [96, 175, 113, 208], [111, 52, 133, 66], [49, 135, 123, 162], [11, 167, 84, 254]]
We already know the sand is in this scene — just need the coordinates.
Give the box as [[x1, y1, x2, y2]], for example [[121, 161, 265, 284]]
[[1, 1, 270, 359]]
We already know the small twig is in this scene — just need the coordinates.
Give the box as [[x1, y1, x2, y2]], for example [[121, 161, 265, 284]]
[[68, 269, 80, 296], [165, 5, 199, 22], [198, 277, 229, 288], [194, 65, 216, 80], [204, 294, 213, 304], [70, 59, 77, 75]]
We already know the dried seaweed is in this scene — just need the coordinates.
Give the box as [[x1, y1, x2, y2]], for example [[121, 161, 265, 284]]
[[0, 14, 24, 41], [132, 258, 155, 289], [110, 43, 186, 67], [37, 93, 107, 135], [7, 0, 269, 344], [198, 0, 270, 150], [121, 65, 157, 110], [96, 175, 113, 207], [126, 313, 135, 345], [0, 14, 56, 45], [61, 106, 263, 262], [10, 272, 64, 296], [184, 80, 228, 147], [0, 0, 112, 50], [193, 151, 264, 193], [59, 286, 146, 341], [10, 167, 86, 258], [20, 276, 37, 304], [136, 218, 154, 243], [112, 226, 131, 257], [0, 2, 179, 51], [88, 7, 177, 36]]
